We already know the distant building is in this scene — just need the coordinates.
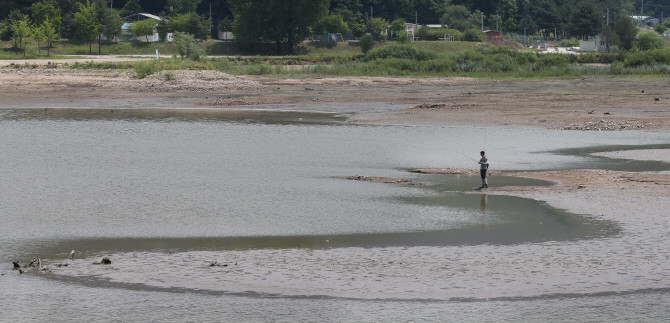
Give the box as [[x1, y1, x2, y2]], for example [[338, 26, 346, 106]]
[[579, 35, 608, 52]]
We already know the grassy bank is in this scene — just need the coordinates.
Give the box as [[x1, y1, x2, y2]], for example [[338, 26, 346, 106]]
[[65, 44, 670, 79]]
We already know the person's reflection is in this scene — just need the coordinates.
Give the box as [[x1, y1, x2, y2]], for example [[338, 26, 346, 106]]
[[480, 194, 489, 233]]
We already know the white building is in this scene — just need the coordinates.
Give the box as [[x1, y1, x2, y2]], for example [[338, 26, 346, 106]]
[[579, 35, 608, 52]]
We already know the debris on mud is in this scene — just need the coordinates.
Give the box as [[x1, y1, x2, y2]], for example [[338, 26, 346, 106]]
[[336, 175, 425, 185]]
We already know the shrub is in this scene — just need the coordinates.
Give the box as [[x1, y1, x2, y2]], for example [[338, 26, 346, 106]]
[[133, 61, 159, 78], [624, 49, 670, 67], [637, 31, 665, 51], [558, 38, 579, 47], [396, 30, 411, 44], [417, 27, 462, 41], [173, 32, 205, 60], [364, 44, 437, 61], [462, 29, 485, 42], [537, 54, 569, 67], [654, 24, 667, 35], [360, 35, 374, 53]]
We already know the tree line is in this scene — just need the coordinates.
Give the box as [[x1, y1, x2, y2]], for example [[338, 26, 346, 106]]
[[1, 0, 667, 55]]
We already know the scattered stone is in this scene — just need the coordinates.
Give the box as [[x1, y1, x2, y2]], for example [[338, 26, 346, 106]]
[[560, 120, 652, 131], [588, 110, 595, 114], [101, 258, 112, 265], [12, 261, 20, 269], [578, 184, 586, 189], [401, 103, 476, 111], [654, 98, 660, 101], [604, 111, 611, 115], [19, 269, 24, 274]]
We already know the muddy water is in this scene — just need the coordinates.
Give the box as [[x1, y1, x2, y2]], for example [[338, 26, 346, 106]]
[[2, 108, 670, 321]]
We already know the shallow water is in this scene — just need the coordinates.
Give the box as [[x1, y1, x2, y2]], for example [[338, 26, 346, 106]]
[[2, 108, 670, 321]]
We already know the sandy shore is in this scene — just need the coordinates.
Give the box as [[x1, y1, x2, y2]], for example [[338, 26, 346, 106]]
[[1, 66, 669, 129], [4, 64, 670, 299]]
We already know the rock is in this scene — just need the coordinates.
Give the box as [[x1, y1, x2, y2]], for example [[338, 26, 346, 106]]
[[604, 111, 611, 115], [101, 257, 112, 265], [12, 261, 20, 269]]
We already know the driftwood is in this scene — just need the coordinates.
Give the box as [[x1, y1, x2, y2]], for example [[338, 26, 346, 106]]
[[68, 250, 75, 260]]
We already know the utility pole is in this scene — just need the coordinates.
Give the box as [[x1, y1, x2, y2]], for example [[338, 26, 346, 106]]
[[415, 11, 417, 25], [110, 0, 113, 15], [371, 7, 373, 18], [481, 12, 483, 31], [607, 8, 609, 26], [496, 10, 499, 32], [209, 3, 212, 39]]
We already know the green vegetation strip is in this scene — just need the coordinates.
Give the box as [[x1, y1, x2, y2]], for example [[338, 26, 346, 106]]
[[60, 44, 670, 79]]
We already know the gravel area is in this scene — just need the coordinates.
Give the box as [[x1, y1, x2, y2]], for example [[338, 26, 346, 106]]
[[560, 119, 653, 130]]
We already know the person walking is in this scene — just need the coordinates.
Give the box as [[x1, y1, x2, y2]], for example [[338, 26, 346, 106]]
[[478, 151, 489, 189]]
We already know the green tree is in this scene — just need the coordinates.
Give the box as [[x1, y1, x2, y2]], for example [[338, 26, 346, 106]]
[[73, 1, 98, 54], [129, 19, 155, 41], [171, 0, 203, 14], [231, 0, 329, 54], [531, 0, 560, 32], [366, 17, 387, 40], [157, 16, 172, 41], [518, 14, 538, 34], [602, 25, 620, 51], [33, 20, 46, 55], [615, 15, 637, 50], [95, 0, 122, 54], [32, 1, 61, 27], [172, 12, 210, 40], [173, 31, 204, 60], [348, 20, 365, 37], [637, 30, 664, 51], [440, 5, 475, 32], [42, 17, 59, 55], [566, 1, 599, 38], [11, 15, 32, 57], [389, 18, 405, 40], [120, 0, 143, 17], [3, 9, 23, 44], [321, 15, 350, 35]]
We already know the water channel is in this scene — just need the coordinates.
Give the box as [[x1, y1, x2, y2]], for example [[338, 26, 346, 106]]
[[2, 108, 669, 321]]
